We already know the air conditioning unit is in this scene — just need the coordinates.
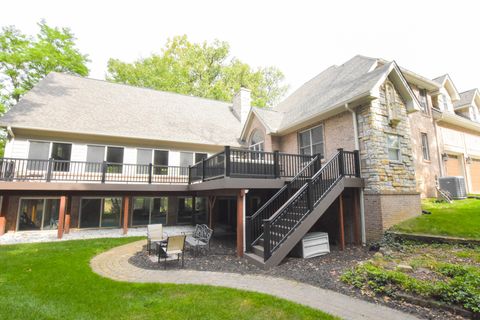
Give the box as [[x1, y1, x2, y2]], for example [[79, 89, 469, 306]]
[[438, 176, 467, 199]]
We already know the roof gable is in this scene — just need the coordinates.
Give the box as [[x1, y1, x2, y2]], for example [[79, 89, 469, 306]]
[[454, 89, 480, 110], [433, 74, 461, 101]]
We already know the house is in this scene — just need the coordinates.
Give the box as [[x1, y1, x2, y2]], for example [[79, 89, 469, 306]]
[[0, 55, 478, 268]]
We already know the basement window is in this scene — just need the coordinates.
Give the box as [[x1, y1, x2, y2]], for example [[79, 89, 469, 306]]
[[387, 134, 401, 161]]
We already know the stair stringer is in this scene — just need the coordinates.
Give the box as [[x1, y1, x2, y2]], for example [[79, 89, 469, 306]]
[[263, 178, 346, 269]]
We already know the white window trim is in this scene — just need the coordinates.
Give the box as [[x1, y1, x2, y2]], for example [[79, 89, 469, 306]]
[[421, 133, 430, 161], [387, 134, 402, 162]]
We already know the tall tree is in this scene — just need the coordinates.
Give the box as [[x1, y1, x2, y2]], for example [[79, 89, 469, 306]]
[[0, 21, 89, 155], [107, 35, 288, 107]]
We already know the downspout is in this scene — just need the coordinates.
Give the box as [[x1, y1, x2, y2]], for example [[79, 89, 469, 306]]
[[6, 126, 15, 138], [345, 104, 366, 245]]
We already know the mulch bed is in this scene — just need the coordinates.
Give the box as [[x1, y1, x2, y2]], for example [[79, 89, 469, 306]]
[[129, 235, 467, 320]]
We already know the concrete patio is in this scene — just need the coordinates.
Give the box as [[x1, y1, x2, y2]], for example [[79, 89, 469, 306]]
[[0, 226, 195, 245]]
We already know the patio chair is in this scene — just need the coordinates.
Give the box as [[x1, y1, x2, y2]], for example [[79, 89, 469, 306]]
[[186, 224, 213, 257], [157, 235, 186, 269], [147, 224, 166, 255]]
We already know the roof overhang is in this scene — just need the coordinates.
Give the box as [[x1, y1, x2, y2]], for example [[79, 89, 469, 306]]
[[377, 58, 441, 92], [6, 126, 235, 151], [432, 108, 480, 133], [433, 74, 461, 101], [372, 61, 421, 113]]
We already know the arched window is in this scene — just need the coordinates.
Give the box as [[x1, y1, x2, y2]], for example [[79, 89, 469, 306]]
[[249, 130, 265, 151]]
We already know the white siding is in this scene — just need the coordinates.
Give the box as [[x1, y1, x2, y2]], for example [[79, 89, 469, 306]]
[[10, 138, 29, 158], [169, 151, 180, 166], [4, 139, 14, 157]]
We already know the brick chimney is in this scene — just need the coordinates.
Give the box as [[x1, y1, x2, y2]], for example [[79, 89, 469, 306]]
[[232, 88, 252, 125]]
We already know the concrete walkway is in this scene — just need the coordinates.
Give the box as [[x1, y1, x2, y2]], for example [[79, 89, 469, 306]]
[[91, 240, 420, 320]]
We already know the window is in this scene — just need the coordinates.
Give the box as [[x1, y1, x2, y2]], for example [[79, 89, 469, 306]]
[[299, 125, 324, 158], [195, 153, 208, 163], [27, 141, 50, 170], [136, 149, 152, 174], [106, 147, 124, 173], [86, 145, 105, 172], [180, 152, 193, 175], [387, 134, 401, 161], [154, 150, 169, 175], [131, 197, 169, 226], [419, 89, 428, 114], [442, 94, 449, 111], [421, 133, 430, 161], [249, 130, 265, 152], [17, 198, 60, 231], [51, 143, 72, 172]]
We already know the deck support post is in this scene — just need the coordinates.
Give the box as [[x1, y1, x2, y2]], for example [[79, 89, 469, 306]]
[[57, 196, 67, 239], [0, 196, 9, 236], [236, 189, 245, 257], [64, 196, 71, 234], [123, 196, 130, 235], [208, 196, 216, 229], [338, 194, 345, 251]]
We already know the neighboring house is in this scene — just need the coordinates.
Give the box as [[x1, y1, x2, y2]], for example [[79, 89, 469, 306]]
[[0, 55, 478, 268]]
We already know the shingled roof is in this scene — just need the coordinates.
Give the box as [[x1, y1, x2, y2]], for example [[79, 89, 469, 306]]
[[0, 73, 242, 146], [249, 55, 419, 134], [454, 89, 479, 109]]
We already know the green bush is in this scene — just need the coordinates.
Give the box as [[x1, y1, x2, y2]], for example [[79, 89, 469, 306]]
[[341, 262, 480, 313]]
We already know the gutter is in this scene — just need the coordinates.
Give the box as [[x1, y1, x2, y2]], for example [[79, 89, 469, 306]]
[[345, 104, 366, 245], [6, 126, 14, 138]]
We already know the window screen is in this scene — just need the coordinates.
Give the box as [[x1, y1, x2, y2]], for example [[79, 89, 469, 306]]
[[27, 141, 50, 170], [136, 149, 152, 174], [154, 150, 169, 175], [86, 145, 105, 172]]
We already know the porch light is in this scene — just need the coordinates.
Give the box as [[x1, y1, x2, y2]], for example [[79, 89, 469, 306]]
[[441, 153, 449, 162], [466, 156, 472, 164]]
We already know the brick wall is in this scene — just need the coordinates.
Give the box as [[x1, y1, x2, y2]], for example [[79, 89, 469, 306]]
[[408, 84, 441, 198], [364, 192, 421, 242], [278, 111, 356, 159]]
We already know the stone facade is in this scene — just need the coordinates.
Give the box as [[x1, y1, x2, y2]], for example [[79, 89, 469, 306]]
[[357, 79, 421, 241], [357, 80, 417, 193]]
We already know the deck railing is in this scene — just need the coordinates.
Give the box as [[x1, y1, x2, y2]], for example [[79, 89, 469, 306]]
[[0, 158, 189, 184], [188, 146, 314, 184], [0, 147, 316, 185]]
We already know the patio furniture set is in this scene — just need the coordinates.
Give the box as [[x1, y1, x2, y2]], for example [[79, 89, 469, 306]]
[[147, 223, 213, 269]]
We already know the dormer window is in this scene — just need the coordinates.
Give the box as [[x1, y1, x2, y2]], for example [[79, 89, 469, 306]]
[[385, 81, 400, 126], [442, 94, 449, 111], [419, 89, 428, 114]]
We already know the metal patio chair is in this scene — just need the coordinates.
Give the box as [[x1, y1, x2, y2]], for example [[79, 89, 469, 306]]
[[157, 235, 186, 269], [186, 224, 213, 257], [147, 224, 166, 255]]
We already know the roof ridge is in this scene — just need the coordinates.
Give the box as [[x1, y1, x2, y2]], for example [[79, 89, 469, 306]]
[[47, 72, 233, 106]]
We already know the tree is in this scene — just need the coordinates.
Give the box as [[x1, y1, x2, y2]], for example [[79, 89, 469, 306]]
[[107, 35, 288, 107], [0, 21, 89, 155]]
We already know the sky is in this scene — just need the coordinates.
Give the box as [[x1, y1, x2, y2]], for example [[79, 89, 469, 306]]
[[1, 0, 480, 95]]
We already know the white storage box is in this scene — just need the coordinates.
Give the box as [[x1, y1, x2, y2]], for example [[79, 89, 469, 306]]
[[293, 232, 330, 259]]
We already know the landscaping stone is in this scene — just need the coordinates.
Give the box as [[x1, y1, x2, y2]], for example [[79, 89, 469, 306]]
[[397, 264, 414, 272]]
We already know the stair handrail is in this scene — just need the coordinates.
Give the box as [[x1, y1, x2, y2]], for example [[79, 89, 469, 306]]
[[263, 150, 345, 260], [248, 155, 319, 221], [265, 150, 341, 225], [245, 155, 320, 249]]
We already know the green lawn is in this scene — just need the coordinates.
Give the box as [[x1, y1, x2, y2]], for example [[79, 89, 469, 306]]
[[392, 198, 480, 239], [0, 238, 336, 320]]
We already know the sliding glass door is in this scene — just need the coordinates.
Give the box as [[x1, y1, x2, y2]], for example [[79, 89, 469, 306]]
[[80, 197, 122, 228], [17, 198, 60, 231], [131, 197, 167, 226]]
